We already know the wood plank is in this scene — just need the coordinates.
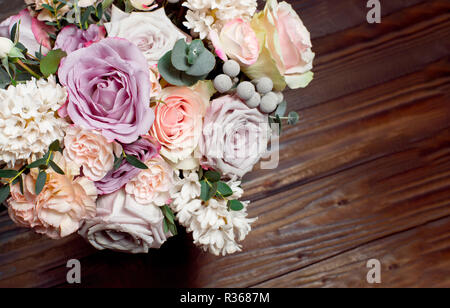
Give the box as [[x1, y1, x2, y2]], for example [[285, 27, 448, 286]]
[[255, 216, 450, 288]]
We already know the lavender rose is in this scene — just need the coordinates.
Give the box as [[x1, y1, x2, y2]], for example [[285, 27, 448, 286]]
[[54, 24, 106, 54], [58, 38, 154, 144], [95, 136, 160, 195], [79, 188, 169, 253], [199, 95, 270, 178]]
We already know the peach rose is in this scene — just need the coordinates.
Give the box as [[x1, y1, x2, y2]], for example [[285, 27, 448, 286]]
[[150, 82, 213, 169], [6, 152, 97, 239], [244, 0, 315, 91], [125, 155, 175, 205], [63, 125, 123, 182], [210, 18, 260, 66]]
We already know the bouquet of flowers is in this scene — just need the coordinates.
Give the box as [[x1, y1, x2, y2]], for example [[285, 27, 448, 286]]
[[0, 0, 314, 255]]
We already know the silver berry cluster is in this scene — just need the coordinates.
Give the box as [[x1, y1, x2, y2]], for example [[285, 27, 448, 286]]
[[213, 60, 283, 114]]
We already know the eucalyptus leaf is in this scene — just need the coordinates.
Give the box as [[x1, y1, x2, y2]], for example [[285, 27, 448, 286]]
[[126, 155, 148, 170], [228, 200, 244, 211], [49, 160, 65, 175], [187, 40, 205, 65], [275, 100, 287, 117], [0, 185, 10, 204], [35, 170, 47, 195], [217, 181, 233, 198], [171, 39, 189, 71], [287, 111, 300, 125], [205, 170, 220, 182], [49, 139, 61, 152], [185, 49, 215, 77], [40, 49, 67, 78], [200, 180, 210, 201], [0, 169, 18, 178], [158, 51, 184, 86]]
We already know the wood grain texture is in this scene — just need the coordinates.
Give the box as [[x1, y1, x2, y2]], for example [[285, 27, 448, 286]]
[[0, 0, 449, 288]]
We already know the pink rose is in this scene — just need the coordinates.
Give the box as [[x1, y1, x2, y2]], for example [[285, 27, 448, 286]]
[[79, 188, 170, 253], [63, 125, 123, 182], [199, 95, 269, 178], [58, 38, 154, 144], [150, 82, 212, 167], [54, 24, 106, 54], [125, 155, 175, 205], [1, 9, 55, 55], [210, 18, 260, 66], [6, 152, 97, 239], [244, 0, 315, 90]]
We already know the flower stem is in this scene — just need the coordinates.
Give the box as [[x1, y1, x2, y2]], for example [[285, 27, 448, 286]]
[[16, 59, 41, 79]]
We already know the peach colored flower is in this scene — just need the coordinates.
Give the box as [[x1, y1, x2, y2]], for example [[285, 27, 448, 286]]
[[63, 125, 122, 182], [210, 18, 260, 66], [25, 0, 70, 22], [150, 82, 213, 167], [125, 155, 175, 205], [6, 152, 97, 239]]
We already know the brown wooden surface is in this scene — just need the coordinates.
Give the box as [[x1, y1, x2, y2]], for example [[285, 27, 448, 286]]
[[0, 0, 449, 288]]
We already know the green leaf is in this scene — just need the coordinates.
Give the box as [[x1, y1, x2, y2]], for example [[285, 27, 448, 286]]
[[228, 200, 244, 211], [275, 100, 287, 117], [81, 6, 94, 28], [187, 40, 205, 65], [49, 140, 61, 152], [27, 158, 46, 169], [204, 170, 220, 182], [40, 49, 67, 78], [185, 49, 215, 77], [162, 205, 175, 225], [49, 160, 65, 175], [180, 72, 206, 87], [158, 51, 184, 86], [163, 219, 169, 233], [35, 170, 47, 195], [217, 181, 233, 198], [168, 222, 178, 236], [208, 181, 218, 200], [113, 154, 123, 170], [0, 185, 10, 204], [102, 0, 114, 9], [125, 155, 148, 170], [171, 39, 189, 71], [287, 111, 300, 125], [96, 2, 103, 20], [200, 180, 210, 201], [0, 169, 19, 178], [42, 4, 55, 13], [10, 23, 18, 43]]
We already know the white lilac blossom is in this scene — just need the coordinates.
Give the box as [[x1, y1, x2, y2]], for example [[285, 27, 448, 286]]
[[183, 0, 258, 39], [0, 76, 68, 166], [170, 172, 257, 256]]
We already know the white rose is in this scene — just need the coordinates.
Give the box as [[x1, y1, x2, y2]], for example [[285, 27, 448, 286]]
[[105, 5, 188, 66], [79, 188, 170, 253], [0, 37, 14, 58]]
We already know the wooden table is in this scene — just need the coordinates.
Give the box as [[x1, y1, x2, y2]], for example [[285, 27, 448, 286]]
[[0, 0, 449, 288]]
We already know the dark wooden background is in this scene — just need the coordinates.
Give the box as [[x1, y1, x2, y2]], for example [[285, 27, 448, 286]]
[[0, 0, 449, 288]]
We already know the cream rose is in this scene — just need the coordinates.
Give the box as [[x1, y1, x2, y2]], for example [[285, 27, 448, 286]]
[[150, 82, 212, 169], [210, 18, 260, 66], [63, 125, 123, 182], [104, 5, 187, 66], [6, 152, 97, 239], [244, 0, 315, 91], [79, 188, 170, 253], [125, 155, 175, 206], [199, 95, 269, 178]]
